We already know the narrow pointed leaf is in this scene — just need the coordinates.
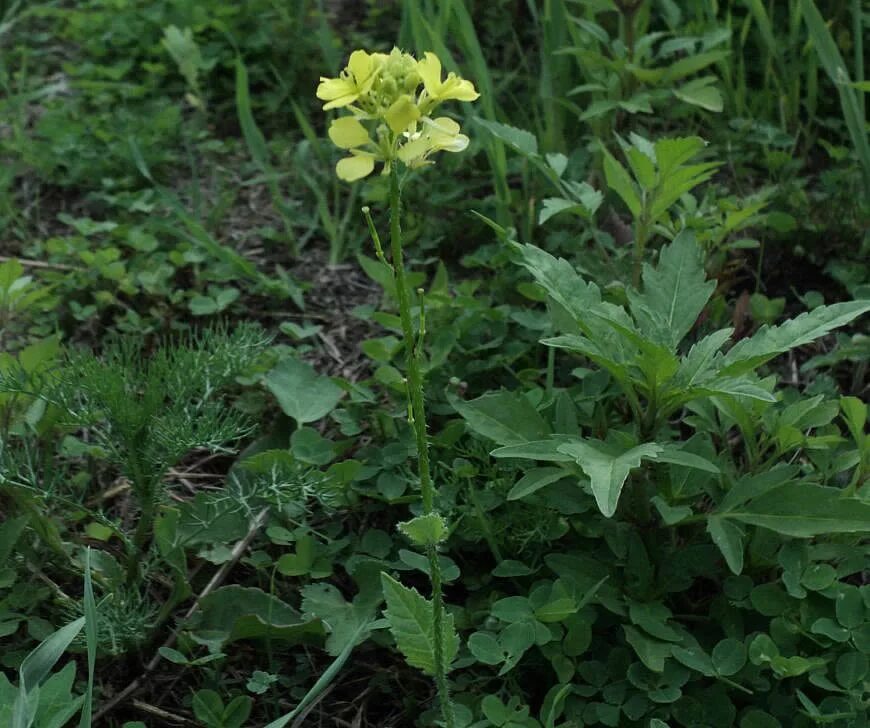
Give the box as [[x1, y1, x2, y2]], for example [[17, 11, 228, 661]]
[[720, 301, 870, 376]]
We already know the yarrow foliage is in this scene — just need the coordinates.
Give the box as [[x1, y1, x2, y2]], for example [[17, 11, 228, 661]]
[[316, 49, 479, 181]]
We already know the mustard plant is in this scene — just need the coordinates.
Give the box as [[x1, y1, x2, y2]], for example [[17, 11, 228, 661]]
[[318, 47, 478, 727]]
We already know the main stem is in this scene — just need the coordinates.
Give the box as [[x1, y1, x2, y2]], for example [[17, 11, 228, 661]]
[[388, 166, 455, 728]]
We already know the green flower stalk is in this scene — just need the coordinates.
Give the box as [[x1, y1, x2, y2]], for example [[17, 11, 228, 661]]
[[318, 48, 478, 727]]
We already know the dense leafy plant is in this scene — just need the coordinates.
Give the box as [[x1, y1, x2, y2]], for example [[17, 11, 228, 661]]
[[1, 1, 868, 726], [445, 230, 870, 725]]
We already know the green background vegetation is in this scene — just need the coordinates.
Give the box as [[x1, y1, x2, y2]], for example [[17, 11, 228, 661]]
[[0, 1, 868, 726]]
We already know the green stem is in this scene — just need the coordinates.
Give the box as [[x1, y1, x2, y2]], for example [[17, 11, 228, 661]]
[[387, 165, 455, 728], [126, 492, 154, 585], [632, 211, 650, 289], [389, 167, 435, 514]]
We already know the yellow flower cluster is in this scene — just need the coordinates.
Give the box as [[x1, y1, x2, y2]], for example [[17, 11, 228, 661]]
[[316, 48, 479, 181]]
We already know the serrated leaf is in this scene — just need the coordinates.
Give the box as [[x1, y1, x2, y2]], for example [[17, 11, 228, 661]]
[[475, 118, 538, 156], [720, 301, 870, 376], [398, 513, 448, 546], [628, 230, 715, 350], [381, 574, 458, 676], [603, 147, 641, 217], [510, 242, 600, 320], [539, 197, 593, 224]]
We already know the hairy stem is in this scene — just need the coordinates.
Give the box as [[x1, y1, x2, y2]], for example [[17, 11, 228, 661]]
[[388, 165, 455, 728]]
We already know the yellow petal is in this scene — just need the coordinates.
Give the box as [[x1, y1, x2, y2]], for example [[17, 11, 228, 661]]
[[441, 132, 469, 152], [429, 117, 461, 135], [346, 50, 374, 83], [385, 95, 420, 134], [328, 117, 371, 149], [397, 136, 430, 164], [316, 77, 355, 101], [417, 52, 443, 96], [336, 154, 375, 182], [445, 76, 479, 102]]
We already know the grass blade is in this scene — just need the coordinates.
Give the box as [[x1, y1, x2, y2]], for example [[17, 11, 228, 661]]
[[800, 0, 870, 194], [78, 548, 97, 728]]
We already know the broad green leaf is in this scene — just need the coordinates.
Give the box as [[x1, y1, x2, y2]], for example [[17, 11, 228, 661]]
[[628, 230, 715, 350], [264, 358, 344, 426], [725, 483, 870, 537], [674, 77, 724, 112], [18, 618, 84, 698], [491, 438, 576, 463], [623, 625, 671, 672], [539, 196, 598, 224], [535, 598, 578, 623], [13, 617, 84, 728], [672, 329, 734, 388], [649, 162, 720, 219], [491, 595, 535, 623], [32, 663, 82, 728], [720, 301, 870, 376], [223, 696, 253, 728], [510, 242, 600, 321], [628, 602, 681, 642], [653, 136, 707, 176], [192, 690, 224, 726], [672, 645, 715, 677], [602, 146, 641, 217], [398, 513, 448, 546], [651, 445, 719, 473], [192, 586, 323, 647], [492, 560, 535, 577], [835, 652, 868, 689], [660, 50, 730, 82], [558, 440, 663, 517], [475, 118, 538, 156], [381, 574, 459, 676], [673, 377, 777, 407], [507, 467, 568, 500], [707, 516, 745, 574], [469, 623, 535, 675], [449, 390, 550, 446], [712, 638, 747, 676], [0, 516, 29, 563], [651, 496, 692, 525], [840, 396, 867, 444]]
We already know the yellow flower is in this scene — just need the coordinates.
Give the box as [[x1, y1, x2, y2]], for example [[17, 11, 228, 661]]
[[328, 116, 373, 149], [384, 95, 421, 134], [328, 117, 382, 181], [318, 48, 478, 182], [417, 52, 479, 104], [336, 152, 377, 182], [316, 50, 381, 110], [398, 117, 469, 168]]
